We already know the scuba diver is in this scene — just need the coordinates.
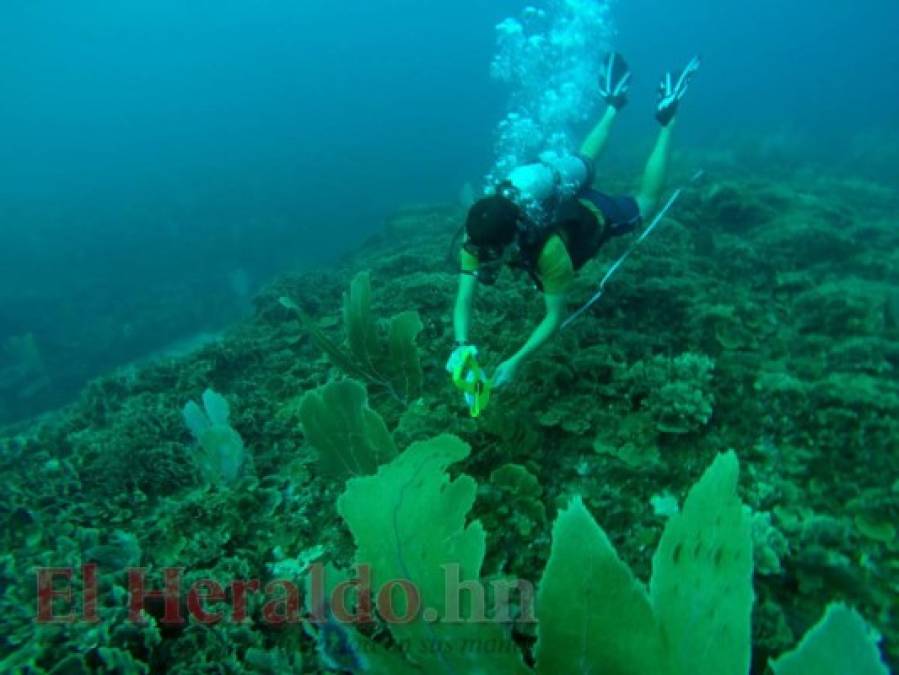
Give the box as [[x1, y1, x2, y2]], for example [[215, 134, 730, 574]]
[[449, 53, 701, 390]]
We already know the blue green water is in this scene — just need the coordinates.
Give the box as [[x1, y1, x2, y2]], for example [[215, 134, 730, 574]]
[[1, 2, 898, 672], [1, 0, 897, 424]]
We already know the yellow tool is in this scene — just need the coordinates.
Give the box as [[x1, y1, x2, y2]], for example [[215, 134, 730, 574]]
[[451, 348, 492, 418]]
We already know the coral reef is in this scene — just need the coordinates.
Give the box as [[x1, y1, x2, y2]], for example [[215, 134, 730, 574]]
[[1, 170, 898, 672]]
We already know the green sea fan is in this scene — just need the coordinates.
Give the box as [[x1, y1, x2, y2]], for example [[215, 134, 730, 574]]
[[299, 379, 397, 480], [337, 434, 529, 674], [280, 271, 424, 405]]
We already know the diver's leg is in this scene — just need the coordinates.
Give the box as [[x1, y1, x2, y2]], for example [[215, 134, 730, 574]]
[[580, 52, 631, 164], [579, 106, 619, 164], [636, 55, 701, 217], [635, 123, 674, 218]]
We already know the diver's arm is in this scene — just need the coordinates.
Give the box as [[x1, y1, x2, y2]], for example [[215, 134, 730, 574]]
[[453, 273, 478, 344], [509, 292, 567, 365], [579, 106, 619, 163]]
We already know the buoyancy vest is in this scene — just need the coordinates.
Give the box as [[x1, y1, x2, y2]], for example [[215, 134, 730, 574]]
[[511, 191, 611, 291]]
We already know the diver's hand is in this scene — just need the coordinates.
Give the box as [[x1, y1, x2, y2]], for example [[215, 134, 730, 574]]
[[446, 344, 477, 374], [598, 51, 631, 110], [492, 358, 521, 389]]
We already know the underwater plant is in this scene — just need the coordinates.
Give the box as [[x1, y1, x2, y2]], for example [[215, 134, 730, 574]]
[[182, 387, 248, 486], [1, 172, 897, 671], [333, 433, 889, 674], [298, 379, 397, 480], [280, 271, 424, 405]]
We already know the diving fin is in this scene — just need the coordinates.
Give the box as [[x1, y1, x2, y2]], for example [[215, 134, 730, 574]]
[[598, 51, 631, 110], [656, 55, 701, 126]]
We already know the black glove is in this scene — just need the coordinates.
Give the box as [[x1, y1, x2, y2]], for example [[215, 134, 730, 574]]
[[598, 51, 631, 110], [656, 55, 702, 126]]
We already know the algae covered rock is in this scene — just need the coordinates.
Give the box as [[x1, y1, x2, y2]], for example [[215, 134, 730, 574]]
[[592, 412, 661, 471], [626, 352, 715, 435], [2, 175, 899, 670], [487, 463, 547, 537], [537, 395, 596, 435], [701, 181, 778, 231], [793, 278, 889, 338]]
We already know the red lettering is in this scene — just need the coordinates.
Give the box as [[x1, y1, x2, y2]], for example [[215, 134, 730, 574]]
[[306, 562, 326, 623], [263, 580, 301, 625], [376, 579, 420, 624], [331, 564, 373, 624], [230, 579, 260, 623], [187, 579, 225, 624], [35, 567, 75, 623], [81, 564, 99, 623], [128, 567, 184, 625]]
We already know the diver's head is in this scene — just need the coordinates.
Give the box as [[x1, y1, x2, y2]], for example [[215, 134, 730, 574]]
[[463, 192, 520, 256], [462, 193, 521, 285]]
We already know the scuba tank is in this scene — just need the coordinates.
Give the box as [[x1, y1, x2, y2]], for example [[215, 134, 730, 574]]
[[508, 151, 590, 218]]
